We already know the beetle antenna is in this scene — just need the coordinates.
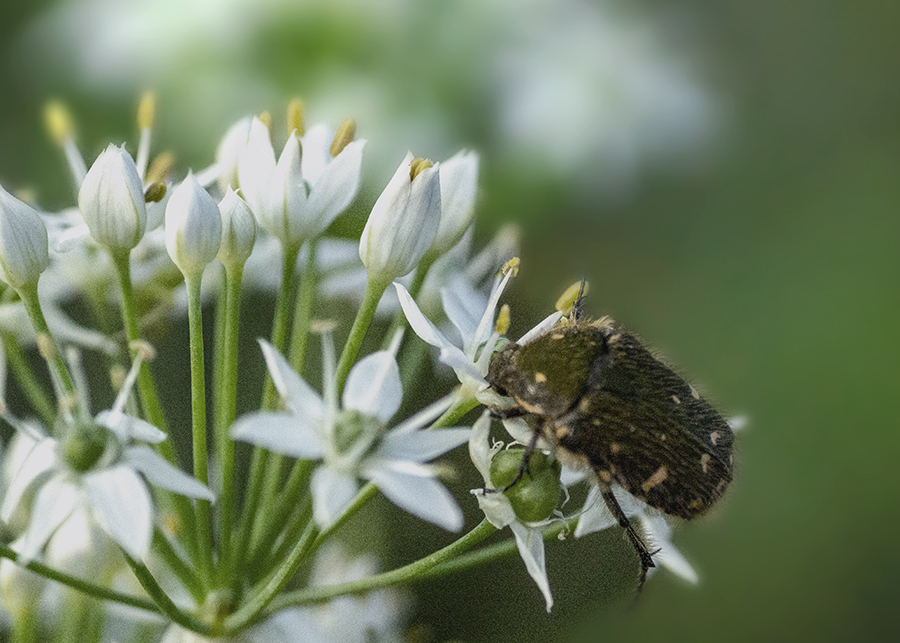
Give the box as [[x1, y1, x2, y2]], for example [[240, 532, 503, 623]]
[[572, 274, 587, 322]]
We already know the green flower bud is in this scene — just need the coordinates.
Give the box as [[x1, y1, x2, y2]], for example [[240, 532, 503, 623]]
[[490, 448, 561, 523], [165, 172, 222, 278]]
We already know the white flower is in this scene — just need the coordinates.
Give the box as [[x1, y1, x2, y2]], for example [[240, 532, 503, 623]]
[[217, 187, 257, 269], [0, 183, 50, 289], [468, 411, 554, 611], [359, 153, 441, 284], [424, 149, 479, 262], [78, 144, 147, 251], [165, 172, 222, 278], [394, 267, 561, 405], [237, 118, 365, 248], [233, 338, 469, 531], [0, 354, 214, 562], [573, 483, 698, 584]]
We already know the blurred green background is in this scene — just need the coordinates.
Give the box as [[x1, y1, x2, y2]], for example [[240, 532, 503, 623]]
[[1, 0, 898, 642]]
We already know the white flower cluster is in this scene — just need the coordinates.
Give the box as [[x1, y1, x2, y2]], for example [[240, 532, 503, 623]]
[[0, 96, 706, 642]]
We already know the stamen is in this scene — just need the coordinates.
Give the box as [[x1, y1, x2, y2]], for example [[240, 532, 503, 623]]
[[409, 157, 433, 181], [330, 119, 356, 157], [287, 98, 305, 137]]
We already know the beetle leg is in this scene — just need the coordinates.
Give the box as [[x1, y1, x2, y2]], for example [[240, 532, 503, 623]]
[[599, 485, 656, 596]]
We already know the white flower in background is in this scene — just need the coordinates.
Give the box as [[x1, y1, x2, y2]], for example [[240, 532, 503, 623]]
[[78, 143, 147, 251], [216, 187, 257, 270], [422, 149, 479, 263], [237, 116, 365, 249], [359, 153, 441, 284], [468, 411, 554, 611], [0, 183, 50, 289], [165, 172, 222, 278], [394, 265, 562, 405], [574, 484, 697, 583], [233, 338, 470, 531], [0, 352, 214, 562], [160, 544, 405, 643]]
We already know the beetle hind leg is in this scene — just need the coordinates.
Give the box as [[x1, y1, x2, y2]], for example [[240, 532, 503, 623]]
[[600, 486, 656, 596]]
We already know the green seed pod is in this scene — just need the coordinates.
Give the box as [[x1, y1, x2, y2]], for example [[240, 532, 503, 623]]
[[490, 448, 561, 523]]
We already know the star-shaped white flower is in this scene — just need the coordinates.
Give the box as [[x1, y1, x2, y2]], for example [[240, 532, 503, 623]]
[[233, 338, 470, 531], [395, 269, 561, 405], [0, 353, 213, 562], [468, 411, 554, 612], [573, 482, 698, 584]]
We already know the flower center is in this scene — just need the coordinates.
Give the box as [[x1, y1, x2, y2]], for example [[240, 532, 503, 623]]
[[60, 419, 110, 472]]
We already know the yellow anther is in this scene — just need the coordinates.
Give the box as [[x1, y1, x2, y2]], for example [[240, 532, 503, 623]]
[[501, 257, 520, 278], [109, 364, 127, 391], [130, 339, 157, 361], [137, 91, 156, 130], [409, 157, 433, 181], [258, 111, 273, 134], [144, 182, 167, 204], [330, 119, 356, 157], [496, 304, 511, 335], [145, 151, 175, 184], [555, 280, 589, 315], [287, 98, 305, 137], [310, 319, 338, 334], [44, 101, 74, 146]]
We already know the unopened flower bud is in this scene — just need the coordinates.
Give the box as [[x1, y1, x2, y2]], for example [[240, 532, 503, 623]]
[[78, 144, 147, 251], [0, 184, 50, 289], [359, 152, 441, 283], [490, 449, 561, 523], [426, 149, 479, 261], [217, 188, 256, 269], [165, 173, 222, 278]]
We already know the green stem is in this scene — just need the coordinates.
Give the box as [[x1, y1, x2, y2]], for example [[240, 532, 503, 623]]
[[267, 519, 495, 612], [108, 250, 168, 434], [334, 277, 388, 393], [16, 282, 74, 396], [248, 242, 318, 561], [381, 257, 431, 350], [152, 529, 205, 604], [216, 263, 244, 582], [418, 517, 578, 581], [0, 544, 158, 613], [223, 520, 320, 633], [185, 275, 214, 584], [233, 242, 300, 586], [1, 332, 55, 425], [123, 555, 217, 636], [254, 492, 313, 581], [248, 460, 312, 572], [288, 240, 318, 371], [435, 393, 481, 428]]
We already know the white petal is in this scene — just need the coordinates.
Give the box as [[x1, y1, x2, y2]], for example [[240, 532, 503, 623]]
[[574, 485, 643, 538], [18, 474, 78, 562], [83, 466, 153, 559], [124, 446, 214, 501], [299, 123, 332, 184], [237, 117, 277, 217], [640, 513, 698, 584], [390, 394, 456, 435], [510, 521, 553, 612], [231, 412, 326, 459], [440, 345, 486, 383], [343, 350, 402, 422], [95, 410, 166, 444], [1, 437, 57, 522], [311, 466, 358, 528], [393, 282, 454, 350], [441, 277, 486, 348], [378, 428, 470, 462], [367, 468, 463, 531], [259, 339, 326, 421], [306, 139, 365, 237], [468, 411, 495, 482]]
